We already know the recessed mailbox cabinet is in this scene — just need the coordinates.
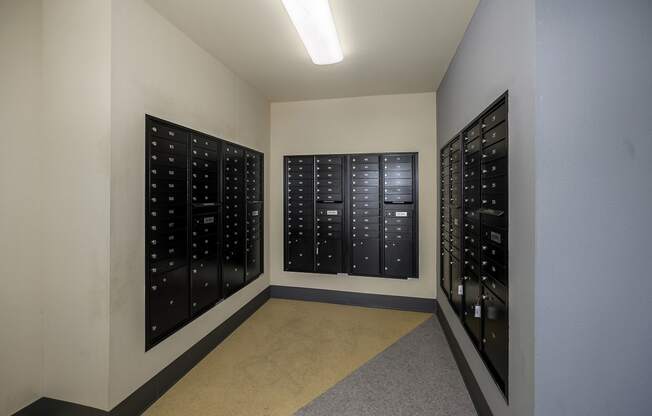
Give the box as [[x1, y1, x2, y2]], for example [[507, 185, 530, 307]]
[[284, 152, 418, 279], [146, 116, 263, 350], [439, 93, 509, 395]]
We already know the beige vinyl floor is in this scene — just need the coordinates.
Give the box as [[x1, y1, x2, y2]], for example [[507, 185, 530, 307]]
[[144, 298, 431, 416]]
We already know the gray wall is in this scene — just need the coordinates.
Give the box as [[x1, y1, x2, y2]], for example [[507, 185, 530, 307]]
[[534, 1, 652, 415], [436, 0, 536, 415]]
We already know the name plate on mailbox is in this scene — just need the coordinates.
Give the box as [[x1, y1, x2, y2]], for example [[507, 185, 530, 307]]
[[203, 216, 215, 224], [395, 211, 408, 217], [251, 210, 259, 216], [326, 210, 338, 216]]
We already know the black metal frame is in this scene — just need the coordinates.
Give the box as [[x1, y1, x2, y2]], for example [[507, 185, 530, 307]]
[[439, 92, 509, 397], [283, 152, 419, 279], [145, 115, 264, 350]]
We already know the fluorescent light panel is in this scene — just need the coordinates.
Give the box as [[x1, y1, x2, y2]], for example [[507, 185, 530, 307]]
[[281, 0, 343, 65]]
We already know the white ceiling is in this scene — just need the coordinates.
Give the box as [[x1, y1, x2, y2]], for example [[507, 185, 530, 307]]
[[146, 0, 478, 102]]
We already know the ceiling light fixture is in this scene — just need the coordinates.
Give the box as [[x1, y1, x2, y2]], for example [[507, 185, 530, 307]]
[[281, 0, 343, 65]]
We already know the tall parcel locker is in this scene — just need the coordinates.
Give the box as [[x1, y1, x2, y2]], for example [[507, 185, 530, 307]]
[[222, 144, 246, 297], [439, 93, 509, 395], [350, 154, 382, 276], [284, 156, 316, 272], [382, 154, 418, 278], [189, 134, 221, 316], [146, 121, 190, 347]]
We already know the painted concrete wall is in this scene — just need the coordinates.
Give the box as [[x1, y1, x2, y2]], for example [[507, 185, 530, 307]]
[[534, 1, 652, 415], [0, 1, 44, 414], [40, 0, 113, 409], [435, 0, 536, 414], [270, 93, 437, 299], [109, 0, 270, 408]]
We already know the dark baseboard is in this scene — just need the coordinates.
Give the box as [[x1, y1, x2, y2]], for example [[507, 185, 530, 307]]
[[13, 287, 271, 416], [270, 285, 436, 313], [13, 398, 106, 416], [436, 306, 493, 416]]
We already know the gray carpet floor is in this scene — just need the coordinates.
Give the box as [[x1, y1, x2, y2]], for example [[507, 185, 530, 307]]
[[295, 317, 477, 416]]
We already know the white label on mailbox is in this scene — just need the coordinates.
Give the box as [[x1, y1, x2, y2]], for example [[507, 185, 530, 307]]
[[203, 217, 215, 224], [326, 210, 338, 216], [491, 231, 502, 244], [251, 210, 259, 216], [395, 212, 408, 217], [474, 305, 482, 318], [458, 285, 464, 295]]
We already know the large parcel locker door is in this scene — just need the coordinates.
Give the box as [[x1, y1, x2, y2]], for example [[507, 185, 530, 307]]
[[351, 239, 380, 276], [383, 239, 413, 278], [222, 144, 246, 297], [463, 268, 482, 347], [483, 286, 508, 390]]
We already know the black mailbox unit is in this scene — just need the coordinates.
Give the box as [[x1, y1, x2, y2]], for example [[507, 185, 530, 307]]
[[439, 92, 509, 395], [145, 116, 264, 350], [283, 152, 418, 279]]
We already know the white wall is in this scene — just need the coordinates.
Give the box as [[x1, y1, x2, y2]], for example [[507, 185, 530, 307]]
[[270, 93, 437, 299], [0, 1, 44, 414], [109, 0, 270, 408], [435, 0, 536, 415], [40, 0, 113, 410], [534, 1, 652, 414]]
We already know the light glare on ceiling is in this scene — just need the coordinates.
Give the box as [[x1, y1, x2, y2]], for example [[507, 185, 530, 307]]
[[281, 0, 343, 65]]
